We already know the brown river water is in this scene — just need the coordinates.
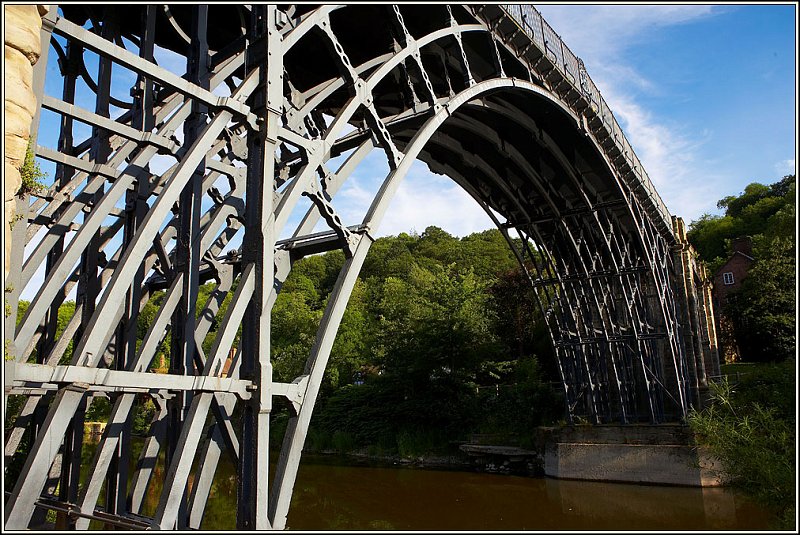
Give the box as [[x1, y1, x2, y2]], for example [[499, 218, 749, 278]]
[[278, 456, 774, 531], [83, 439, 776, 530]]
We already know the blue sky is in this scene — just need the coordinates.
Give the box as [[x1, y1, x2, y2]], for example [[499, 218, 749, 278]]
[[535, 3, 796, 226], [30, 4, 797, 239]]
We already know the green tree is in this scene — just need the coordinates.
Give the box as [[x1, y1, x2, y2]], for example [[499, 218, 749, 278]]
[[725, 236, 796, 362], [686, 214, 738, 270], [249, 227, 566, 453], [453, 228, 518, 280], [377, 264, 502, 386], [687, 175, 796, 362], [360, 232, 417, 281], [489, 266, 554, 367], [717, 182, 771, 218], [328, 279, 372, 390], [687, 175, 795, 271], [271, 288, 322, 383], [15, 300, 76, 364]]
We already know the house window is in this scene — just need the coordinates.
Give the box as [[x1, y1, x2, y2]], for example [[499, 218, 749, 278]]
[[723, 272, 735, 285]]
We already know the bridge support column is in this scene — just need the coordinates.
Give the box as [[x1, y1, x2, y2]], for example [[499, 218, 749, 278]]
[[671, 216, 720, 409], [699, 275, 721, 379], [3, 5, 47, 282], [543, 424, 726, 486], [3, 3, 49, 423]]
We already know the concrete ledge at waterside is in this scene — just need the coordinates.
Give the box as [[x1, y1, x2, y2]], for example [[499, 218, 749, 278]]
[[544, 442, 726, 487], [459, 444, 543, 475], [459, 444, 538, 459]]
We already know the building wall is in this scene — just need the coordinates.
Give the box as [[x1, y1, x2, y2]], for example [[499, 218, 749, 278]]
[[713, 253, 754, 308], [712, 251, 754, 363]]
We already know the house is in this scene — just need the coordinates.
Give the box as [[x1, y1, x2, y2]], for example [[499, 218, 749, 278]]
[[711, 237, 754, 363]]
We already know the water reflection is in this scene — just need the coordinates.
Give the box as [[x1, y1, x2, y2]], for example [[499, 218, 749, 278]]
[[80, 437, 773, 530], [282, 458, 772, 531]]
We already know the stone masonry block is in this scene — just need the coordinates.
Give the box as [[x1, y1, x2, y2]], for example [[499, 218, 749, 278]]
[[3, 5, 44, 62], [5, 164, 22, 278], [4, 4, 44, 282], [5, 45, 36, 95], [4, 128, 31, 170]]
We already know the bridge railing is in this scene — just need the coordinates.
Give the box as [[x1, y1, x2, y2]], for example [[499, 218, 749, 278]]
[[499, 5, 673, 234]]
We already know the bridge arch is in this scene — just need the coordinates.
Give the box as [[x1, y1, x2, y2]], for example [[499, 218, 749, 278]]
[[4, 4, 716, 530], [335, 77, 682, 423]]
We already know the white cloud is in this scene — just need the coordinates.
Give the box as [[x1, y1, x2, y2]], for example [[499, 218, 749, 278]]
[[536, 5, 718, 59], [774, 159, 796, 175], [332, 156, 494, 238], [378, 163, 494, 237], [598, 85, 725, 219]]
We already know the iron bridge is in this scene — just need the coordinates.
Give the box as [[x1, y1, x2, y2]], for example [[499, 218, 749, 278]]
[[3, 4, 719, 530]]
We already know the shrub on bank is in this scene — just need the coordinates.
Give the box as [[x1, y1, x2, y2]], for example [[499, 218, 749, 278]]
[[689, 360, 796, 529]]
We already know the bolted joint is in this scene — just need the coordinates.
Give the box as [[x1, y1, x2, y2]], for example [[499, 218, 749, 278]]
[[354, 79, 372, 107]]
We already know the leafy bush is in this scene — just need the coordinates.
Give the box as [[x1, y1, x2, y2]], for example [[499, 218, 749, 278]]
[[689, 360, 796, 529], [17, 141, 47, 198], [306, 428, 333, 452], [132, 397, 156, 435], [85, 396, 111, 422], [311, 383, 399, 448], [396, 429, 448, 457], [331, 431, 356, 454]]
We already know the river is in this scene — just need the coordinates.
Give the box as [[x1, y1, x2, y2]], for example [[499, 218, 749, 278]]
[[82, 439, 775, 530], [276, 455, 773, 531], [193, 453, 775, 530]]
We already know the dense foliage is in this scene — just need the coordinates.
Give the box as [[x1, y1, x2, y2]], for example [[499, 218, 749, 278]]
[[272, 227, 564, 452], [725, 236, 796, 362], [687, 175, 795, 273], [687, 175, 796, 362], [10, 226, 564, 459]]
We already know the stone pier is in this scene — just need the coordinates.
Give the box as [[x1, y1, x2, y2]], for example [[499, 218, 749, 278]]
[[671, 216, 722, 402], [543, 424, 726, 487], [4, 4, 48, 282]]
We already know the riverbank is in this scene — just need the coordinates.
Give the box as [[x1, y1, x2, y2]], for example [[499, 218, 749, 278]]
[[304, 424, 728, 486], [303, 448, 475, 471], [304, 433, 543, 477]]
